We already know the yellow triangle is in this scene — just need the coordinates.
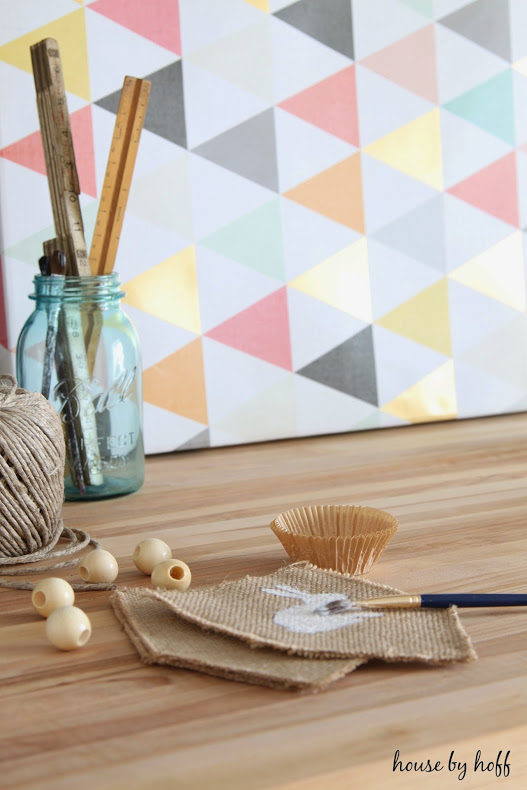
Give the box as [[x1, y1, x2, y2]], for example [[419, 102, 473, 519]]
[[0, 10, 90, 100], [123, 247, 201, 334], [382, 361, 457, 422], [513, 57, 527, 77], [244, 0, 270, 10], [448, 232, 526, 312], [289, 238, 372, 322], [364, 109, 443, 191], [376, 278, 452, 355]]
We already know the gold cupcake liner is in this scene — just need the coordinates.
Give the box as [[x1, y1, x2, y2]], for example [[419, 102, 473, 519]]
[[270, 505, 398, 575]]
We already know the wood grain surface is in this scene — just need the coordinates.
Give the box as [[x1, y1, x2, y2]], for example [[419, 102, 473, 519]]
[[1, 414, 526, 789]]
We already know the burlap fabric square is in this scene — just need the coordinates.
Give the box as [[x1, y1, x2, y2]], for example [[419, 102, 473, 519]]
[[136, 564, 476, 664], [112, 586, 363, 691]]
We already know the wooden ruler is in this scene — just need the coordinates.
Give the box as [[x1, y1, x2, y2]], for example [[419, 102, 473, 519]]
[[89, 76, 151, 276]]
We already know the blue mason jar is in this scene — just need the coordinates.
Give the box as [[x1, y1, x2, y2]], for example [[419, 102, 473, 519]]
[[16, 273, 144, 500]]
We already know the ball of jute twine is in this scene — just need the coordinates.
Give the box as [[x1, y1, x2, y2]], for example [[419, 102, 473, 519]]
[[0, 374, 115, 590]]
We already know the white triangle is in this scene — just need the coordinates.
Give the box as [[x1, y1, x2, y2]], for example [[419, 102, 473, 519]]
[[0, 62, 40, 145], [202, 337, 290, 423], [372, 325, 448, 406], [196, 245, 283, 333], [454, 360, 525, 419], [143, 402, 206, 454], [274, 108, 355, 192], [281, 198, 361, 280], [356, 65, 434, 147], [443, 193, 514, 272], [270, 15, 351, 103], [126, 153, 194, 240], [85, 9, 178, 102], [215, 374, 297, 443], [0, 161, 51, 248], [459, 314, 527, 391], [189, 18, 274, 104], [435, 22, 509, 103], [178, 0, 263, 54], [441, 108, 512, 190], [294, 375, 377, 437], [3, 255, 36, 349], [182, 59, 268, 149], [351, 0, 428, 60], [188, 152, 275, 240], [510, 0, 527, 61], [0, 1, 75, 46], [361, 152, 438, 234], [115, 214, 191, 281], [122, 304, 197, 370], [287, 288, 367, 370], [368, 239, 441, 320], [448, 279, 522, 357], [513, 71, 527, 148]]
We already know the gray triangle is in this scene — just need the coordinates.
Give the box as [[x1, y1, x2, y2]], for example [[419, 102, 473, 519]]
[[373, 196, 446, 272], [192, 109, 279, 192], [275, 0, 354, 59], [96, 61, 187, 148], [297, 327, 378, 405], [439, 0, 511, 61], [178, 429, 210, 451]]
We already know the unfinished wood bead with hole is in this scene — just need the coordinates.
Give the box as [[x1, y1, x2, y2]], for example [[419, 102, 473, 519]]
[[133, 538, 172, 575], [79, 549, 118, 583], [45, 606, 92, 651], [31, 577, 75, 618], [151, 559, 191, 591]]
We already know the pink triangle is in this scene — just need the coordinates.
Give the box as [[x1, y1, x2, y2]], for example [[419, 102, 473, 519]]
[[447, 153, 519, 227], [206, 288, 293, 370], [278, 65, 359, 146], [361, 25, 438, 103], [0, 106, 97, 198], [91, 0, 181, 55]]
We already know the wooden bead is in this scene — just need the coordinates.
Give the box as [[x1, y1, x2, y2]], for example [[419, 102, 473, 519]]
[[79, 549, 118, 583], [133, 538, 172, 575], [45, 606, 92, 651], [151, 559, 191, 591], [32, 577, 75, 618]]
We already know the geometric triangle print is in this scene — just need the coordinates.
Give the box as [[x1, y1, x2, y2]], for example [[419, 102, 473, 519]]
[[448, 231, 526, 312], [444, 70, 515, 146], [215, 375, 297, 443], [192, 109, 278, 192], [398, 0, 434, 17], [376, 278, 452, 356], [90, 0, 181, 55], [0, 9, 90, 100], [274, 0, 354, 59], [97, 61, 187, 148], [278, 66, 359, 145], [447, 152, 519, 227], [206, 287, 292, 370], [284, 154, 365, 232], [0, 106, 97, 197], [294, 375, 378, 437], [289, 238, 372, 322], [364, 109, 443, 191], [373, 195, 445, 272], [122, 246, 201, 333], [381, 360, 457, 422], [142, 338, 208, 423], [459, 314, 527, 391], [361, 24, 438, 102], [297, 326, 378, 405], [439, 0, 512, 62]]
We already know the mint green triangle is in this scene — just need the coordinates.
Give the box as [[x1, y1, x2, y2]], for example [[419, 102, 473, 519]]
[[444, 70, 515, 146], [397, 0, 434, 18], [200, 199, 285, 281]]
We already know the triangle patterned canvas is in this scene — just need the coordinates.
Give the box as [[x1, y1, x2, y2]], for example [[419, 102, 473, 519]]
[[2, 0, 527, 454]]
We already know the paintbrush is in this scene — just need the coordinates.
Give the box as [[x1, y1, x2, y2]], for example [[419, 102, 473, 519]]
[[315, 593, 527, 614]]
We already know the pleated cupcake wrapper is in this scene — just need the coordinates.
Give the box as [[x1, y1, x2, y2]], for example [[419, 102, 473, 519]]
[[270, 505, 398, 575]]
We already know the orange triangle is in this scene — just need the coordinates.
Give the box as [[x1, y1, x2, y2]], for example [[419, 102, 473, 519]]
[[90, 0, 181, 54], [361, 25, 438, 103], [0, 106, 97, 198], [279, 65, 360, 145], [142, 338, 208, 423], [284, 154, 365, 232]]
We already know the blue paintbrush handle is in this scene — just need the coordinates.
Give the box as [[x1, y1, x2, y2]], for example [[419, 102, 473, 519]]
[[420, 594, 527, 608]]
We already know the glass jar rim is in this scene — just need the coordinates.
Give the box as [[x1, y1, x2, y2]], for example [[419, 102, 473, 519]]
[[30, 272, 125, 302]]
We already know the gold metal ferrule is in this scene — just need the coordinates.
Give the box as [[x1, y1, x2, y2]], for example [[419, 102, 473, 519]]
[[357, 594, 422, 609]]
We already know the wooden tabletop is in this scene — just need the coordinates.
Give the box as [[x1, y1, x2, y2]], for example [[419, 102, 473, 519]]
[[2, 413, 526, 789]]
